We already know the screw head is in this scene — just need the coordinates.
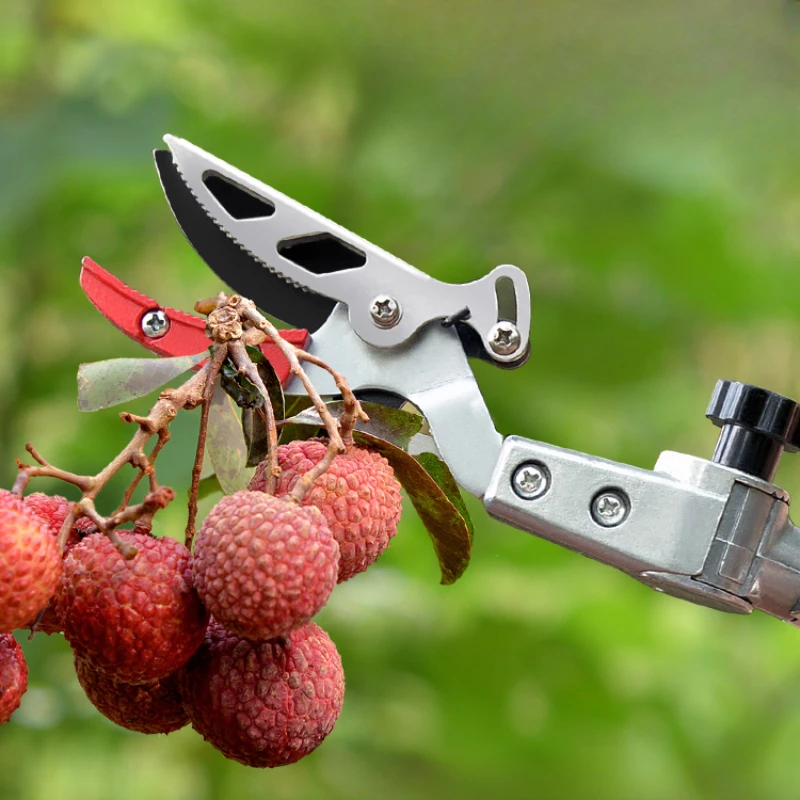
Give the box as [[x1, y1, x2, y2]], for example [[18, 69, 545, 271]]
[[141, 309, 170, 339], [590, 489, 630, 527], [488, 321, 521, 356], [370, 295, 402, 328], [512, 462, 550, 500]]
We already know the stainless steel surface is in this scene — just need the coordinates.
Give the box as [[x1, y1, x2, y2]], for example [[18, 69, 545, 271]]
[[369, 294, 401, 328], [511, 462, 550, 500], [283, 304, 502, 498], [486, 439, 800, 626], [636, 571, 753, 614], [591, 490, 630, 527], [485, 440, 727, 575], [141, 309, 169, 338], [163, 135, 531, 364], [488, 321, 522, 357]]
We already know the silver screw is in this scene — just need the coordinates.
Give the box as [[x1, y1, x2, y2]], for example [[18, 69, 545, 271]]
[[370, 294, 402, 328], [488, 321, 521, 356], [512, 462, 550, 500], [141, 309, 170, 339], [590, 490, 630, 527]]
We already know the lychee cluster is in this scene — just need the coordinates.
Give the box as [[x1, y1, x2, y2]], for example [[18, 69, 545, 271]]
[[250, 438, 403, 582], [0, 440, 401, 767]]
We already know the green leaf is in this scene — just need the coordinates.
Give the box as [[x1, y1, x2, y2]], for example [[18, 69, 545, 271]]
[[197, 473, 222, 501], [219, 358, 263, 409], [414, 452, 474, 542], [286, 400, 424, 450], [278, 396, 317, 445], [77, 352, 207, 412], [284, 400, 471, 584], [242, 407, 266, 468], [242, 346, 286, 467], [246, 345, 285, 420], [207, 384, 254, 494]]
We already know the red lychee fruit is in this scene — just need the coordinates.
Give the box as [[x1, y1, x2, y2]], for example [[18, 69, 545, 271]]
[[59, 532, 209, 683], [0, 491, 62, 633], [251, 439, 403, 582], [22, 496, 89, 636], [192, 492, 338, 641], [24, 493, 71, 537], [74, 655, 188, 734], [179, 621, 344, 767], [0, 634, 27, 725]]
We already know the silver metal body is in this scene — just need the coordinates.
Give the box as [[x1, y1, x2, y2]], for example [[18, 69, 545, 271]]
[[485, 438, 800, 624], [165, 134, 800, 630]]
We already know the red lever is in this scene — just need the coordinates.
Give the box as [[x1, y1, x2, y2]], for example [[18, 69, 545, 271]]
[[80, 257, 309, 388]]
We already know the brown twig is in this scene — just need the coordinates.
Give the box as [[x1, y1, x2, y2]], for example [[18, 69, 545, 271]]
[[16, 361, 211, 556], [116, 428, 170, 513], [234, 297, 367, 502], [186, 343, 227, 548], [15, 289, 365, 554], [228, 339, 280, 494], [295, 350, 369, 445]]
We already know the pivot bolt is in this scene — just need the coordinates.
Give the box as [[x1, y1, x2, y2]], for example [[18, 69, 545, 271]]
[[141, 309, 170, 339], [370, 295, 401, 328], [512, 462, 550, 500], [488, 321, 521, 356], [590, 489, 630, 527]]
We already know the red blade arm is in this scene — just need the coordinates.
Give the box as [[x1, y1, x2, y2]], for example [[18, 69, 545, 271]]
[[80, 257, 309, 387]]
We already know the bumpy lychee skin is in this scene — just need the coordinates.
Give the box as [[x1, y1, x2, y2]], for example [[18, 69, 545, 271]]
[[193, 492, 338, 641], [21, 496, 90, 636], [0, 492, 62, 633], [179, 621, 344, 767], [75, 655, 188, 734], [24, 494, 71, 537], [59, 532, 209, 683], [0, 633, 27, 725], [251, 439, 403, 582]]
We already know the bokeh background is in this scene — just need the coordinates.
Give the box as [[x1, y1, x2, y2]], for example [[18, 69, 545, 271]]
[[3, 1, 800, 798]]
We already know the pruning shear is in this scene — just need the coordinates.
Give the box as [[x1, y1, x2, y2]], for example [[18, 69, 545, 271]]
[[83, 134, 800, 629]]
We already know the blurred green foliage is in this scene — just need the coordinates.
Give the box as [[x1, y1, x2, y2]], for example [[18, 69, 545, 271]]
[[3, 1, 800, 798]]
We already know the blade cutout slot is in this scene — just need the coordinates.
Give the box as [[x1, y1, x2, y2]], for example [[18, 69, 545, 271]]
[[277, 233, 366, 274], [203, 172, 276, 220], [495, 275, 518, 322]]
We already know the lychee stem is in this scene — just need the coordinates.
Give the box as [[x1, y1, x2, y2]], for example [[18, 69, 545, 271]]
[[186, 343, 228, 549], [232, 296, 368, 500], [294, 350, 369, 446], [228, 339, 280, 494], [15, 359, 213, 557]]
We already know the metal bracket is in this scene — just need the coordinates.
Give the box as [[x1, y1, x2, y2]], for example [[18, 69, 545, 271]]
[[484, 437, 800, 625]]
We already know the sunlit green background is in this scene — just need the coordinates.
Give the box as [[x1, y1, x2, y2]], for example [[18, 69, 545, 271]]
[[3, 1, 800, 798]]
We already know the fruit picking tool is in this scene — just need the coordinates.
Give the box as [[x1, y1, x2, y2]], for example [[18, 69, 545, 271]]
[[85, 135, 800, 629]]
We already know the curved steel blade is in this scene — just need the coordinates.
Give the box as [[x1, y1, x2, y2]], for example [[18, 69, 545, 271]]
[[155, 149, 336, 331], [161, 135, 531, 364]]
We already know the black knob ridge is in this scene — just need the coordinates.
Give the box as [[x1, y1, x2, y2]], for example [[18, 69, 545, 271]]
[[706, 380, 800, 482]]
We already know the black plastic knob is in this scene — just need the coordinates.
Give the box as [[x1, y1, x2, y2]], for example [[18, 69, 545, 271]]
[[706, 380, 800, 482]]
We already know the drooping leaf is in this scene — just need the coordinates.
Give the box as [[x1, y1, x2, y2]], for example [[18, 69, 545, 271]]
[[414, 452, 475, 542], [197, 473, 223, 501], [246, 345, 285, 420], [243, 406, 269, 467], [219, 358, 263, 409], [207, 384, 254, 494], [242, 346, 286, 467], [356, 438, 472, 585], [286, 400, 424, 451], [283, 401, 471, 584], [219, 345, 287, 416], [77, 352, 207, 412]]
